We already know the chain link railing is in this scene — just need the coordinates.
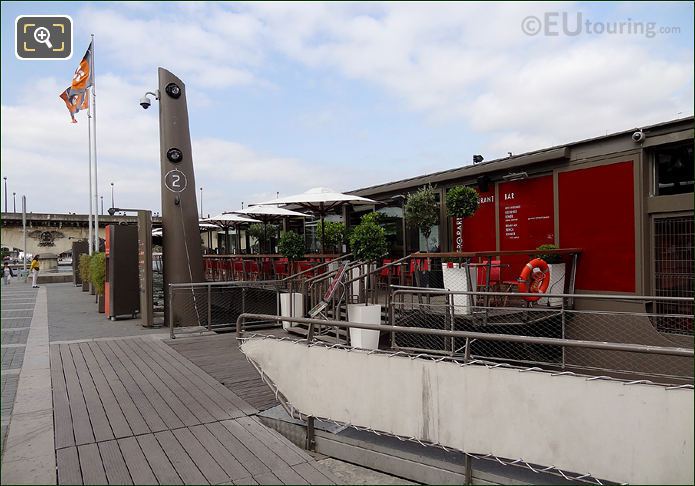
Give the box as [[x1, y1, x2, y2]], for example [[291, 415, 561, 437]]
[[389, 287, 694, 383]]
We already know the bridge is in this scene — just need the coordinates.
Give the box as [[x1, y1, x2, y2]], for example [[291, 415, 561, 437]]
[[1, 212, 162, 257]]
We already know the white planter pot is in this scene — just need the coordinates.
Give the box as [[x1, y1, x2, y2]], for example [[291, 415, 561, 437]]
[[441, 263, 477, 315], [350, 264, 372, 301], [347, 303, 382, 350], [539, 263, 566, 307], [279, 292, 304, 330]]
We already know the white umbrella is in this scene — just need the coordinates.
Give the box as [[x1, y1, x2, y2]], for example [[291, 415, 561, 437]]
[[203, 213, 260, 254], [229, 206, 309, 253], [252, 187, 376, 252]]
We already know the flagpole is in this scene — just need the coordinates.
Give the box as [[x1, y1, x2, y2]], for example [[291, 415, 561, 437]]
[[87, 88, 94, 255], [90, 34, 99, 252]]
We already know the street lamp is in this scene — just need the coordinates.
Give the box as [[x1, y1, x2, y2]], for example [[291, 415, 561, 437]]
[[199, 187, 203, 219], [100, 196, 104, 215], [13, 192, 16, 213], [110, 182, 114, 209], [3, 177, 6, 213]]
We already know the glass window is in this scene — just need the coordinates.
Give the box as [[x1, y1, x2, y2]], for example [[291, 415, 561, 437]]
[[654, 142, 694, 196]]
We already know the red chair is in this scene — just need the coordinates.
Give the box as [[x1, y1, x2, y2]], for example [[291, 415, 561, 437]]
[[244, 260, 260, 281], [273, 261, 289, 279], [261, 260, 273, 280], [232, 259, 245, 280], [297, 261, 315, 278], [477, 259, 502, 291]]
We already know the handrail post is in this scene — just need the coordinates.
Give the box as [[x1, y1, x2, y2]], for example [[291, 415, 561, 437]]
[[305, 416, 316, 451], [168, 284, 175, 339], [207, 284, 212, 332]]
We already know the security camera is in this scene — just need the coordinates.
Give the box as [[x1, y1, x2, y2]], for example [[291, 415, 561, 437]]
[[139, 96, 151, 110], [632, 130, 645, 143]]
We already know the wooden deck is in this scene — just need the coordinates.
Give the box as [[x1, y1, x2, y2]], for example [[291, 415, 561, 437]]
[[50, 337, 337, 485], [165, 330, 285, 412]]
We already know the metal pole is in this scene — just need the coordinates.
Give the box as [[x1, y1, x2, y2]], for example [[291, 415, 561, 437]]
[[13, 192, 16, 213], [22, 196, 27, 273], [91, 34, 99, 253], [87, 88, 94, 255], [100, 196, 104, 215], [207, 284, 212, 331], [3, 177, 7, 213], [110, 182, 114, 208], [199, 187, 203, 219]]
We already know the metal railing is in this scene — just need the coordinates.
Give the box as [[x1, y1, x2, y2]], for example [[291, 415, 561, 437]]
[[388, 287, 694, 382]]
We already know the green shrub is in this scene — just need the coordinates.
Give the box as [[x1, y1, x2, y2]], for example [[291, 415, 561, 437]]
[[349, 213, 388, 262], [446, 186, 479, 218], [278, 231, 305, 261], [89, 252, 106, 295], [404, 184, 439, 251], [317, 221, 346, 253], [535, 244, 562, 264], [247, 223, 278, 253], [79, 254, 92, 284]]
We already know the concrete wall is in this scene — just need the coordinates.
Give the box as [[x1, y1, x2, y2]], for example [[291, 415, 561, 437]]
[[241, 339, 694, 485], [1, 226, 105, 256]]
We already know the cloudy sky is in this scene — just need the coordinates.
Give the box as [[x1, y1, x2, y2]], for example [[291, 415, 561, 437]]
[[1, 1, 692, 215]]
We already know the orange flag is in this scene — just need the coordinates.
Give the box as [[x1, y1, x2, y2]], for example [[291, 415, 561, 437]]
[[59, 41, 93, 123]]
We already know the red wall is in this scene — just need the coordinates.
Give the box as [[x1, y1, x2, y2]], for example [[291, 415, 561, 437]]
[[558, 161, 635, 292], [498, 176, 555, 280], [454, 189, 496, 252]]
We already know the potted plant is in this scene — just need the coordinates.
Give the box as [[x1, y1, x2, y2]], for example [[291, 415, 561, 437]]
[[79, 254, 91, 292], [277, 231, 305, 329], [535, 244, 565, 307], [90, 252, 106, 313], [443, 185, 479, 314], [317, 221, 346, 255], [247, 222, 279, 254], [404, 184, 439, 287], [346, 212, 388, 349]]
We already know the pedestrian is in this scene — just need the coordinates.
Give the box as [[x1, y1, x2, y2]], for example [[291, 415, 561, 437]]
[[30, 254, 40, 288], [3, 262, 14, 285]]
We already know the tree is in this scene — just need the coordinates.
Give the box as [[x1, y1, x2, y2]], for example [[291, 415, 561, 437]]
[[278, 231, 305, 268], [404, 184, 439, 252], [247, 223, 278, 254], [349, 213, 388, 262], [445, 186, 479, 219], [317, 221, 346, 254]]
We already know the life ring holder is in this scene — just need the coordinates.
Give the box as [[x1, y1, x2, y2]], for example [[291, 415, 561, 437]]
[[517, 258, 550, 302]]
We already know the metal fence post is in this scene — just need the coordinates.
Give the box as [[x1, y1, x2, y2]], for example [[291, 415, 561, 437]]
[[464, 454, 473, 484], [169, 285, 175, 339], [207, 284, 212, 332], [306, 416, 316, 451]]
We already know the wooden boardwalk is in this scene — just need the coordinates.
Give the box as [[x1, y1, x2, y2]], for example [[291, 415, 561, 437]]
[[165, 331, 285, 412], [51, 337, 337, 485]]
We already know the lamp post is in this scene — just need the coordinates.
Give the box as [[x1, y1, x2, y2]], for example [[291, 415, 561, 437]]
[[13, 192, 16, 213], [100, 196, 104, 215], [199, 187, 203, 219], [110, 182, 114, 209], [3, 177, 7, 213]]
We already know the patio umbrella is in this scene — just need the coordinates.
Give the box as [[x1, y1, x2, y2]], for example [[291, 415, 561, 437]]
[[252, 187, 376, 253], [203, 213, 260, 254], [229, 205, 309, 253]]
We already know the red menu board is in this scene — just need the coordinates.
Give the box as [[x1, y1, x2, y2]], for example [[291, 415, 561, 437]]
[[452, 189, 496, 252], [498, 176, 555, 279]]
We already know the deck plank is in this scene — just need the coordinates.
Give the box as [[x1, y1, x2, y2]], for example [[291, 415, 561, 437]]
[[237, 416, 307, 466], [104, 339, 188, 429], [233, 477, 258, 485], [141, 338, 254, 415], [78, 342, 133, 439], [56, 446, 82, 485], [253, 471, 284, 485], [130, 338, 234, 422], [205, 422, 270, 476], [273, 465, 310, 485], [117, 437, 158, 485], [135, 434, 182, 485], [189, 424, 250, 481], [293, 461, 336, 485], [60, 344, 95, 446], [77, 443, 107, 485], [50, 345, 75, 450], [87, 341, 154, 435], [95, 340, 177, 432], [172, 427, 229, 484], [98, 440, 133, 485], [154, 430, 207, 485], [124, 338, 219, 424], [221, 419, 288, 471]]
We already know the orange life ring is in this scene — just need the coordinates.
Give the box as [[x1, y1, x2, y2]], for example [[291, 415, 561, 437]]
[[518, 258, 550, 302]]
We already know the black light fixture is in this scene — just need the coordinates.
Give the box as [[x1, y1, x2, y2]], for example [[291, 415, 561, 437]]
[[167, 148, 183, 163], [473, 155, 484, 164]]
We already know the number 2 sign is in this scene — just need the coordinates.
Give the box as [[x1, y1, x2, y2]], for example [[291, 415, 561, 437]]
[[164, 169, 187, 193]]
